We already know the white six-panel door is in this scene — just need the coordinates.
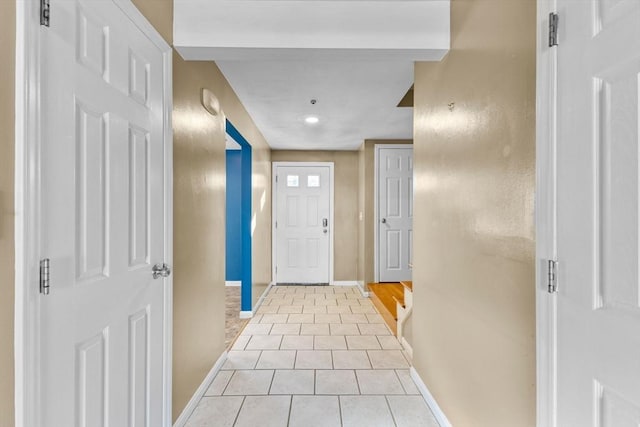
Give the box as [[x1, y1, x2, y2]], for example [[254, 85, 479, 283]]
[[38, 1, 170, 425], [274, 165, 332, 284], [550, 1, 640, 425], [377, 147, 413, 282]]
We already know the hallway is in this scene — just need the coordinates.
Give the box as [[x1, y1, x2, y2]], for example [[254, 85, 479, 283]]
[[184, 285, 438, 426]]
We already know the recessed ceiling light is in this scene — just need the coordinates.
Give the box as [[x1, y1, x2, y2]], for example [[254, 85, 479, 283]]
[[304, 116, 319, 125]]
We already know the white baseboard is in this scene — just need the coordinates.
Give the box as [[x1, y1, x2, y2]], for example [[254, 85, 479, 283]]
[[173, 350, 229, 427], [357, 280, 370, 297], [401, 337, 413, 360], [410, 367, 452, 427], [225, 281, 241, 287], [253, 281, 275, 314], [239, 311, 253, 319], [333, 280, 359, 286]]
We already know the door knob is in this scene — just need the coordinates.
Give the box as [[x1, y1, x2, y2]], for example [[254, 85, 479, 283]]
[[381, 218, 387, 223], [152, 263, 171, 279]]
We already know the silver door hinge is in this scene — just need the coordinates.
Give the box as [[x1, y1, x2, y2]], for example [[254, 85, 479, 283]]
[[547, 259, 558, 293], [40, 0, 50, 27], [40, 258, 50, 295], [275, 221, 278, 229], [275, 175, 278, 183], [549, 12, 559, 47]]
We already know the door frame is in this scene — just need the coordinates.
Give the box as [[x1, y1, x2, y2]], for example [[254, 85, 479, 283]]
[[14, 1, 174, 426], [271, 162, 335, 285], [536, 0, 558, 425], [374, 144, 413, 283], [225, 120, 253, 315]]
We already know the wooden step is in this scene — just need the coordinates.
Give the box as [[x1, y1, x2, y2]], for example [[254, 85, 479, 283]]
[[400, 280, 413, 291], [367, 283, 404, 335]]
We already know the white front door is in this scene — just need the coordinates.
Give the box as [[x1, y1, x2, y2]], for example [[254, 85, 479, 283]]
[[550, 1, 640, 424], [38, 0, 170, 425], [377, 146, 413, 282], [275, 164, 332, 284]]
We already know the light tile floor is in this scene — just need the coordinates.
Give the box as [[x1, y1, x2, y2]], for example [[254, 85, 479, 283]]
[[185, 285, 440, 427]]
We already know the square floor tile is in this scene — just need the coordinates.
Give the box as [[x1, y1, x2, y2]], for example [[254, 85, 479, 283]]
[[261, 314, 289, 324], [257, 305, 280, 314], [332, 350, 372, 370], [341, 314, 369, 324], [314, 314, 342, 324], [246, 335, 283, 350], [242, 323, 273, 335], [314, 335, 347, 350], [224, 370, 274, 395], [280, 335, 314, 350], [302, 305, 327, 314], [222, 351, 261, 370], [366, 314, 385, 324], [340, 396, 395, 427], [316, 299, 338, 306], [327, 305, 352, 314], [358, 323, 391, 336], [315, 370, 359, 394], [346, 335, 382, 350], [295, 350, 333, 369], [204, 370, 234, 396], [256, 350, 296, 369], [300, 323, 330, 335], [234, 395, 291, 427], [349, 305, 377, 314], [387, 395, 440, 427], [395, 370, 420, 395], [270, 370, 314, 395], [330, 324, 360, 336], [377, 335, 403, 350], [278, 305, 303, 314], [184, 396, 243, 427], [231, 335, 250, 351], [289, 396, 341, 427], [355, 370, 405, 395], [287, 314, 315, 324], [270, 323, 301, 335], [367, 350, 409, 369]]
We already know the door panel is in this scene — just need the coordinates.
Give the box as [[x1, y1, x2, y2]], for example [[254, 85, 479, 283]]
[[276, 165, 331, 284], [555, 1, 640, 424], [378, 147, 413, 282], [39, 0, 169, 425]]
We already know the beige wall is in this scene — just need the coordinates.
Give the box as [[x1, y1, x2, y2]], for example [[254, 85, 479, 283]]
[[0, 1, 15, 425], [357, 140, 412, 286], [271, 151, 358, 281], [412, 1, 536, 426]]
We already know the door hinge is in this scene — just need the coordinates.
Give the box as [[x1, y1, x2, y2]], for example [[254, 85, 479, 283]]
[[40, 0, 50, 27], [276, 175, 278, 183], [547, 259, 558, 293], [275, 221, 278, 229], [549, 12, 559, 47], [40, 258, 50, 295]]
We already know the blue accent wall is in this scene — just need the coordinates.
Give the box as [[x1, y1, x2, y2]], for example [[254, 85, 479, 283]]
[[225, 150, 242, 281]]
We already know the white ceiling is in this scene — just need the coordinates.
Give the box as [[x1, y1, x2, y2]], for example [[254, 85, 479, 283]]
[[174, 0, 449, 150], [217, 60, 414, 150]]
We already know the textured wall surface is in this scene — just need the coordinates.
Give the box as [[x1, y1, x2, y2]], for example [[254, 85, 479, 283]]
[[412, 0, 536, 425], [271, 151, 359, 281], [0, 1, 15, 425]]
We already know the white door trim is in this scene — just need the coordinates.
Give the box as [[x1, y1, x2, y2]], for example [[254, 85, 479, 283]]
[[14, 1, 174, 426], [536, 1, 558, 426], [374, 144, 413, 283], [271, 162, 334, 284]]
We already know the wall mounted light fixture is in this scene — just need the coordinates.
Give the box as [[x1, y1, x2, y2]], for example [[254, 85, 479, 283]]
[[201, 88, 221, 116]]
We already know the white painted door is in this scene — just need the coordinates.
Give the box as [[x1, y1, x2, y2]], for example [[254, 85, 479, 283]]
[[39, 1, 170, 426], [275, 165, 331, 284], [553, 1, 640, 425], [378, 147, 413, 282]]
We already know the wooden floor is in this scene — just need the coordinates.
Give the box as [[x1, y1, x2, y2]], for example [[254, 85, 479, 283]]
[[368, 283, 405, 335]]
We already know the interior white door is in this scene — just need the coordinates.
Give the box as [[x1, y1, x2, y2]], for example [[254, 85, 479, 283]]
[[378, 147, 413, 282], [39, 1, 169, 426], [554, 1, 640, 425], [275, 165, 331, 284]]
